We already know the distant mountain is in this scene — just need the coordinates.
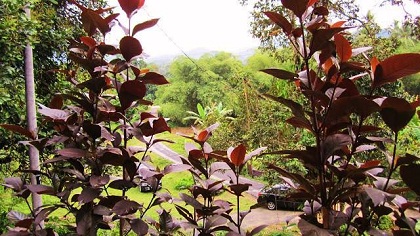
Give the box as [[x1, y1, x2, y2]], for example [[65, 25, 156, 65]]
[[144, 47, 257, 67]]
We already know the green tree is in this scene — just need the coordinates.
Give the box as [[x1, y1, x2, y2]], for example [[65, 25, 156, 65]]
[[154, 52, 245, 125], [0, 0, 105, 165]]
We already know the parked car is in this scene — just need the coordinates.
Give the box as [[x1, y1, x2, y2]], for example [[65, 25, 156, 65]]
[[134, 175, 162, 192], [134, 163, 162, 192], [257, 184, 304, 210]]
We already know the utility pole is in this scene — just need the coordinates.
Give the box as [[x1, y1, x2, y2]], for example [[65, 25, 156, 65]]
[[24, 3, 42, 226]]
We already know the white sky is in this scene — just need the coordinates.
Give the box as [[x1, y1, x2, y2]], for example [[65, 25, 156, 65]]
[[107, 0, 420, 60]]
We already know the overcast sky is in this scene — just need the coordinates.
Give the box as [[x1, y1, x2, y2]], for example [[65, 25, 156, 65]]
[[107, 0, 420, 60]]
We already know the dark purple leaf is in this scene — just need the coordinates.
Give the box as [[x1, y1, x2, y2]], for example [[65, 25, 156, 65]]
[[322, 134, 352, 160], [397, 154, 420, 167], [0, 124, 35, 140], [378, 97, 415, 132], [373, 53, 420, 88], [364, 187, 392, 206], [130, 219, 149, 235], [112, 200, 142, 215], [281, 0, 309, 18], [26, 185, 55, 195], [400, 164, 420, 195], [248, 224, 269, 236], [3, 177, 24, 192], [118, 0, 144, 17], [140, 72, 169, 85], [163, 164, 191, 175], [7, 211, 30, 223], [93, 205, 112, 216], [132, 18, 159, 36], [229, 183, 251, 196], [309, 27, 348, 56], [56, 148, 87, 158], [120, 36, 142, 61], [90, 175, 110, 188], [263, 12, 292, 35], [327, 96, 380, 122], [108, 179, 135, 190], [119, 79, 146, 111], [78, 187, 101, 203], [260, 68, 297, 81], [268, 164, 316, 195], [34, 207, 56, 225]]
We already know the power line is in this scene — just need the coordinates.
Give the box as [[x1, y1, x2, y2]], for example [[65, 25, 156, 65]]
[[142, 7, 209, 74]]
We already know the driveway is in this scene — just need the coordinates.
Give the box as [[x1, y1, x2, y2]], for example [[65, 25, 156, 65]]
[[240, 207, 301, 229]]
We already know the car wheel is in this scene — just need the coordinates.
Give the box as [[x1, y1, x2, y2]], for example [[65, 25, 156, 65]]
[[267, 201, 276, 210]]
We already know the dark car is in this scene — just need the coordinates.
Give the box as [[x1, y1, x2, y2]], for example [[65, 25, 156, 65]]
[[257, 184, 304, 210], [134, 163, 162, 192]]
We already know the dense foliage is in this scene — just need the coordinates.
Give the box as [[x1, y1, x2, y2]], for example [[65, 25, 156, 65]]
[[1, 0, 420, 235], [0, 0, 105, 166]]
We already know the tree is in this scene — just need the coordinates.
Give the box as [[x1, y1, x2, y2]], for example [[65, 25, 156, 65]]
[[0, 0, 106, 165], [154, 52, 245, 125], [260, 0, 420, 234]]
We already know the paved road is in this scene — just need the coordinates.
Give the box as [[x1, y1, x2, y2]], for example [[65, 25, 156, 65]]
[[149, 142, 266, 197]]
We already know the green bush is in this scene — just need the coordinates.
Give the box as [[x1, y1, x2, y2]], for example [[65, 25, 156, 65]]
[[174, 176, 194, 190], [0, 211, 12, 234], [378, 215, 393, 231]]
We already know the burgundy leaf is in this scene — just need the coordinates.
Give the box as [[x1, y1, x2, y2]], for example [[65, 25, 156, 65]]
[[108, 179, 135, 190], [227, 144, 246, 166], [139, 116, 171, 136], [89, 175, 110, 188], [281, 0, 309, 18], [34, 207, 56, 225], [263, 11, 292, 35], [248, 224, 269, 236], [364, 187, 392, 206], [120, 36, 142, 61], [7, 211, 30, 223], [132, 18, 159, 36], [56, 148, 87, 158], [397, 154, 420, 167], [3, 177, 24, 192], [309, 27, 348, 56], [163, 164, 191, 175], [322, 134, 352, 159], [334, 33, 352, 62], [229, 183, 251, 196], [286, 117, 314, 132], [378, 97, 415, 132], [26, 185, 55, 195], [130, 219, 149, 235], [119, 79, 146, 110], [260, 68, 297, 81], [373, 53, 420, 88], [326, 96, 380, 122], [0, 124, 35, 140], [38, 104, 70, 121], [112, 200, 142, 215], [140, 72, 169, 85], [15, 218, 33, 229], [400, 164, 420, 195], [118, 0, 145, 17], [268, 164, 316, 195], [78, 187, 101, 203]]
